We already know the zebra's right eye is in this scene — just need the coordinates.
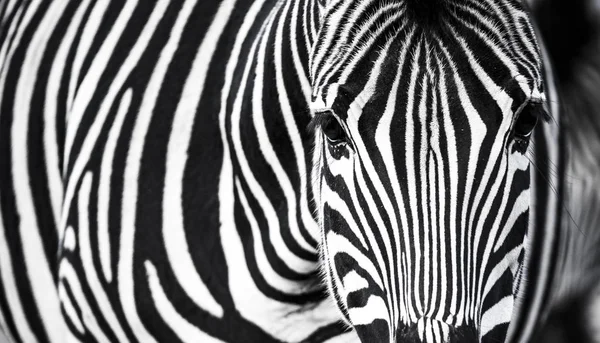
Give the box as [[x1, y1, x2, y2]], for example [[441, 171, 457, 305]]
[[322, 115, 347, 145]]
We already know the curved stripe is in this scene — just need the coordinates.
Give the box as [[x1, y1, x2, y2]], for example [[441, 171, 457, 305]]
[[253, 6, 315, 254], [63, 226, 77, 253], [145, 261, 225, 343], [98, 89, 132, 282], [229, 6, 316, 275], [236, 178, 308, 293], [326, 231, 383, 290], [78, 173, 129, 343], [63, 0, 126, 168], [45, 0, 93, 233], [66, 0, 110, 114], [10, 2, 70, 341], [159, 0, 224, 319], [480, 296, 513, 337], [322, 181, 367, 248], [59, 260, 110, 343], [342, 271, 369, 294], [274, 0, 319, 242], [347, 295, 388, 326], [0, 195, 36, 343], [58, 283, 84, 335], [118, 2, 171, 341]]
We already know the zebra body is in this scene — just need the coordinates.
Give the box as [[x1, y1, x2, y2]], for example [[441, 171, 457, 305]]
[[0, 0, 598, 342]]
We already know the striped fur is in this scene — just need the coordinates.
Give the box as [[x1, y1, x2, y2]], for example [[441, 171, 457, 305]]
[[0, 0, 597, 342]]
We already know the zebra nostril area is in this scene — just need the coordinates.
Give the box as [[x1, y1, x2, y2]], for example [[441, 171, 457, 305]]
[[396, 317, 479, 343], [416, 317, 451, 342]]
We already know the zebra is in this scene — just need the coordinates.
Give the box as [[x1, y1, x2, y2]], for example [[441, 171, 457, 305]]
[[0, 0, 598, 343]]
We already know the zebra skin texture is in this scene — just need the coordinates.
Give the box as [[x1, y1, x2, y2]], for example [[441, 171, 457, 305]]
[[0, 0, 598, 342]]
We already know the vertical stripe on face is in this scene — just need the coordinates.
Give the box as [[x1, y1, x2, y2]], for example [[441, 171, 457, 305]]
[[311, 1, 546, 341]]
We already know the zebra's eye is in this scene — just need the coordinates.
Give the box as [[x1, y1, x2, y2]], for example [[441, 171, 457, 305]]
[[514, 102, 550, 139], [308, 110, 349, 146], [322, 115, 347, 144], [511, 102, 549, 153], [513, 102, 540, 140]]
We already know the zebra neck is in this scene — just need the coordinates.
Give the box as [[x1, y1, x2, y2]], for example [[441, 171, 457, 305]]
[[219, 0, 327, 295]]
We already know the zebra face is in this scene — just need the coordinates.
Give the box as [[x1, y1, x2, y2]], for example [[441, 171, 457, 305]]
[[309, 1, 548, 342]]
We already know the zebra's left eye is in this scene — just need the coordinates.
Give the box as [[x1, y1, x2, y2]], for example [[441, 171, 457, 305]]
[[511, 102, 549, 153], [308, 110, 349, 147], [513, 102, 550, 139], [514, 102, 540, 140]]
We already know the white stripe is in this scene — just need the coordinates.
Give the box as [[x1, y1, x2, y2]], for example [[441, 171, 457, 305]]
[[98, 89, 132, 282], [417, 78, 430, 316], [321, 331, 361, 343], [158, 0, 224, 319], [437, 41, 487, 324], [118, 1, 171, 341], [326, 154, 372, 252], [493, 190, 530, 252], [66, 0, 110, 114], [59, 261, 109, 343], [480, 296, 513, 337], [327, 4, 404, 87], [452, 27, 523, 321], [309, 0, 355, 88], [337, 6, 404, 84], [374, 30, 415, 325], [481, 246, 522, 302], [347, 296, 388, 326], [229, 8, 315, 275], [64, 226, 77, 252], [0, 196, 36, 343], [58, 283, 85, 334], [63, 0, 132, 171], [221, 173, 342, 341], [236, 178, 308, 293], [273, 0, 319, 244], [253, 9, 315, 254], [339, 39, 400, 334], [475, 150, 529, 308], [288, 0, 312, 104], [0, 300, 15, 343], [326, 231, 384, 290], [512, 41, 561, 342], [401, 42, 424, 323], [0, 1, 35, 72], [2, 0, 18, 25], [321, 182, 367, 248], [45, 0, 93, 233], [145, 262, 225, 343], [217, 0, 344, 339], [10, 2, 70, 341], [342, 271, 369, 294], [60, 0, 163, 243], [78, 173, 130, 342]]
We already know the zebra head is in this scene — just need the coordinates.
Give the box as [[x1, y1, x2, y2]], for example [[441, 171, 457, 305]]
[[309, 1, 549, 342]]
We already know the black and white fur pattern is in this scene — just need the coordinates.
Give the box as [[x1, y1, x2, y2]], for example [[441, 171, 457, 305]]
[[0, 0, 598, 342]]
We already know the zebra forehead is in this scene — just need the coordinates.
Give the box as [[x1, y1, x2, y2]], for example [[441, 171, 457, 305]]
[[404, 0, 450, 29], [312, 0, 541, 95]]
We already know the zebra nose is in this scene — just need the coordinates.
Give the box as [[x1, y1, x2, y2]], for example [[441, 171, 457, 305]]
[[416, 317, 451, 342], [396, 317, 479, 343]]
